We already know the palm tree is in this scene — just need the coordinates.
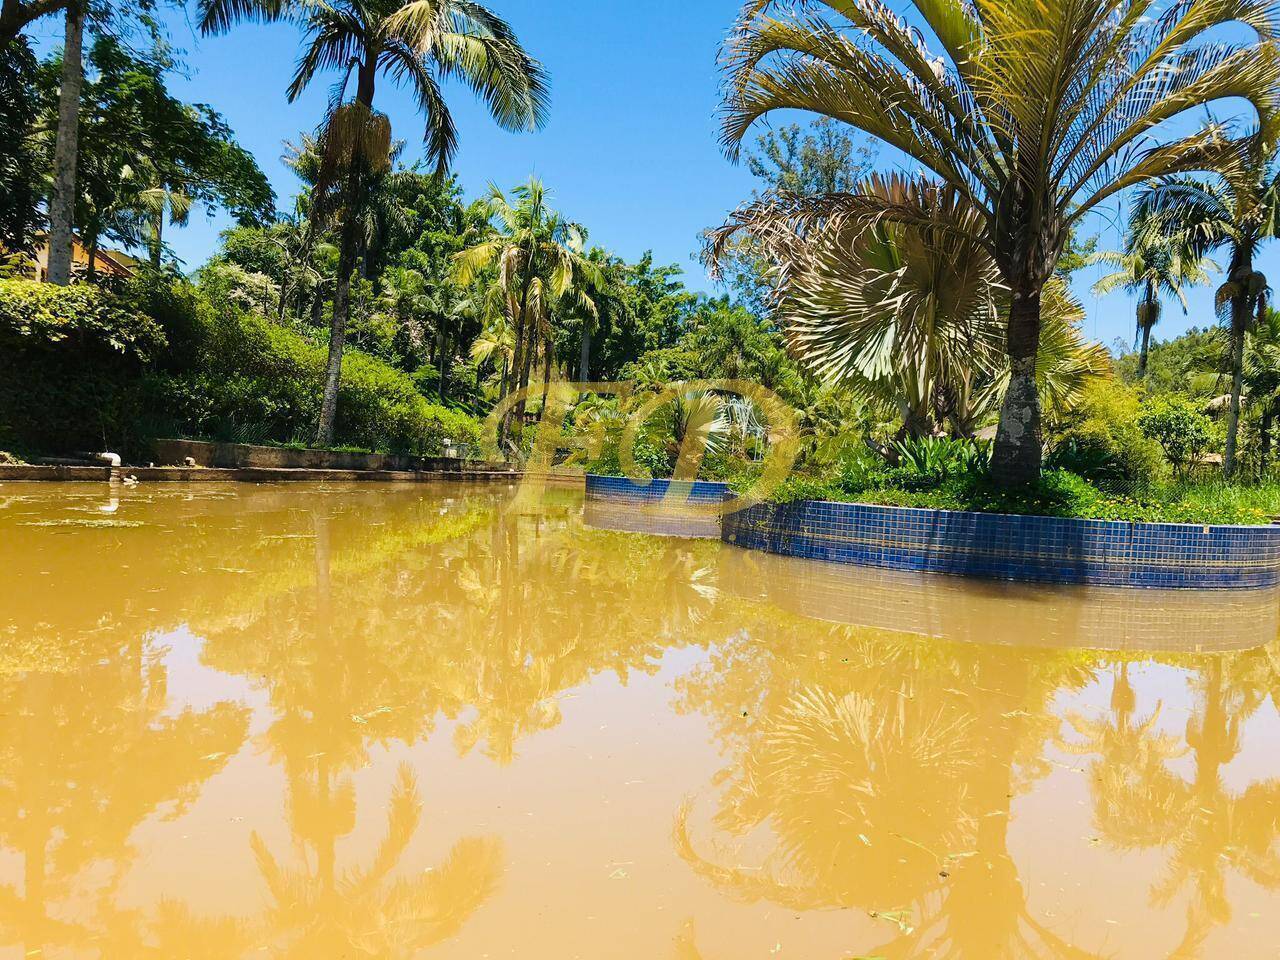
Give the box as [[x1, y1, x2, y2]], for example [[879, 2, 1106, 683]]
[[1135, 151, 1280, 476], [127, 170, 193, 269], [574, 248, 629, 382], [716, 0, 1280, 485], [454, 178, 605, 442], [199, 0, 549, 447], [1092, 213, 1213, 380]]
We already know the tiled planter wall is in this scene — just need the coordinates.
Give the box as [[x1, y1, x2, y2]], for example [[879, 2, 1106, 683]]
[[584, 475, 730, 539], [722, 500, 1280, 589], [585, 475, 730, 504]]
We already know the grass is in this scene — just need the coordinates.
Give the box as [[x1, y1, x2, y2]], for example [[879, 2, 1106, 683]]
[[756, 470, 1280, 526]]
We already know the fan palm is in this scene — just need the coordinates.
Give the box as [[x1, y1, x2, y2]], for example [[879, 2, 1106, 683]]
[[669, 392, 729, 475], [1134, 151, 1280, 475], [716, 0, 1280, 485], [1091, 212, 1214, 380], [199, 0, 549, 447], [454, 178, 606, 441], [742, 175, 1107, 440]]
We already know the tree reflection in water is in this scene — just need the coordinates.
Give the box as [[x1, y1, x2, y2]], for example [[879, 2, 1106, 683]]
[[194, 506, 509, 957], [0, 633, 250, 956], [673, 598, 1280, 960], [190, 489, 720, 954], [1066, 652, 1280, 958], [2, 485, 1280, 958]]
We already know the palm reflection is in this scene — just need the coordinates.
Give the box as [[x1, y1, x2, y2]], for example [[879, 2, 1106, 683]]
[[249, 763, 502, 958], [674, 614, 1106, 959], [10, 484, 1280, 959], [1069, 651, 1280, 958], [193, 492, 720, 952], [0, 635, 249, 956]]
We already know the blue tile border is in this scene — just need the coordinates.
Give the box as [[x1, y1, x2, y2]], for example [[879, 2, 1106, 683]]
[[721, 499, 1280, 590], [586, 475, 1280, 588], [583, 474, 730, 539], [584, 474, 730, 505]]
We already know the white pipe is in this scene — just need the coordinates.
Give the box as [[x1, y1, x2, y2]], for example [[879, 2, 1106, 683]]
[[96, 452, 121, 468]]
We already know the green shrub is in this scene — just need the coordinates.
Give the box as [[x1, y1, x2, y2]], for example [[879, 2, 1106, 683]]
[[0, 279, 166, 454], [1047, 380, 1163, 491], [758, 466, 1279, 525], [0, 275, 480, 457], [1138, 396, 1215, 478], [580, 430, 669, 478], [156, 305, 480, 455], [886, 436, 990, 488]]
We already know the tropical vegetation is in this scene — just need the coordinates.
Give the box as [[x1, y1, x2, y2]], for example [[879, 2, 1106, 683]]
[[2, 0, 1280, 523]]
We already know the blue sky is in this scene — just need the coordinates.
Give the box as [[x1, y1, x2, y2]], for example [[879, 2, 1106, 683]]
[[26, 0, 1280, 354]]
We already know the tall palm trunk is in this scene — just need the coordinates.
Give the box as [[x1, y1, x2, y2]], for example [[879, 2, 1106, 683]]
[[502, 254, 537, 445], [539, 334, 553, 412], [315, 214, 359, 446], [149, 213, 163, 269], [437, 329, 448, 403], [991, 288, 1043, 486], [579, 323, 591, 381], [1224, 306, 1247, 478], [501, 312, 527, 445], [315, 60, 377, 447], [517, 312, 536, 396], [1224, 255, 1252, 479], [1261, 409, 1272, 474], [1137, 280, 1156, 379], [46, 1, 83, 286], [310, 286, 324, 328]]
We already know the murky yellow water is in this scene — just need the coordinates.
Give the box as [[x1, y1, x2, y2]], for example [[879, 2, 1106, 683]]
[[1, 482, 1279, 959]]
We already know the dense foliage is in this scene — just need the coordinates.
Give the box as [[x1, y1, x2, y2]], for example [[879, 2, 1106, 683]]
[[0, 275, 480, 457], [4, 0, 1280, 531], [0, 279, 164, 452]]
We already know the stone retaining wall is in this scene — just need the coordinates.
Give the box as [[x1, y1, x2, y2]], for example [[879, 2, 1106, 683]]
[[0, 465, 111, 481], [151, 438, 515, 474], [0, 465, 521, 484]]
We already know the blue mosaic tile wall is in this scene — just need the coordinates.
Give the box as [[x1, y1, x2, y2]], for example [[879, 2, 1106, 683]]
[[585, 474, 730, 505], [584, 475, 730, 539], [721, 500, 1280, 590]]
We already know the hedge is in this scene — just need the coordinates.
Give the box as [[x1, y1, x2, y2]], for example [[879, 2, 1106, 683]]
[[0, 277, 480, 458], [0, 280, 166, 454]]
